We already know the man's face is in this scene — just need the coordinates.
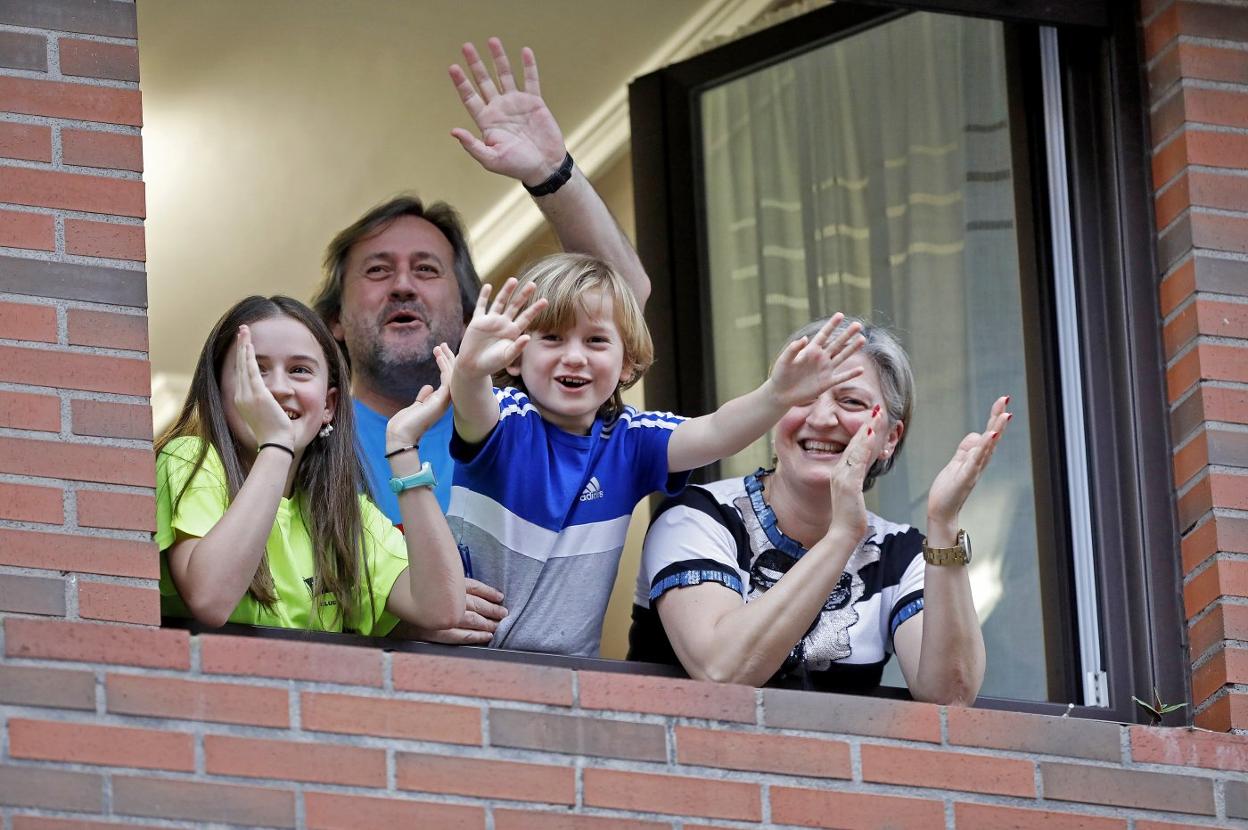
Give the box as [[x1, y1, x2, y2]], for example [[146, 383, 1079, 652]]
[[332, 215, 466, 401]]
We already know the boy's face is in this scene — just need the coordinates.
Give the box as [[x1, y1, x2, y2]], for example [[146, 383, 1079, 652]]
[[508, 289, 630, 434]]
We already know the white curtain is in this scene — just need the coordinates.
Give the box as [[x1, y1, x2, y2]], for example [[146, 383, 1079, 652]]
[[700, 13, 1049, 700]]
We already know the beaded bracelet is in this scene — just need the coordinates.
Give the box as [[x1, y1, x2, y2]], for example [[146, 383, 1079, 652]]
[[384, 443, 419, 460]]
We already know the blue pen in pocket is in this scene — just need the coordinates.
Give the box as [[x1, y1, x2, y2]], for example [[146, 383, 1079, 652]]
[[457, 542, 474, 580]]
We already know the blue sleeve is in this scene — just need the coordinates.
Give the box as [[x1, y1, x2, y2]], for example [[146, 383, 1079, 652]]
[[625, 409, 690, 499]]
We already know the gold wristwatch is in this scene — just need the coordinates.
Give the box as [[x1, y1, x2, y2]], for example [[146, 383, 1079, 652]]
[[923, 529, 971, 566]]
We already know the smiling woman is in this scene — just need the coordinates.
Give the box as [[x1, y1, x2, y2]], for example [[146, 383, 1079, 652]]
[[630, 316, 1009, 704]]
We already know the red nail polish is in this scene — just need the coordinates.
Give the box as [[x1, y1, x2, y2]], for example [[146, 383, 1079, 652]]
[[991, 431, 999, 440], [872, 404, 880, 417], [1006, 413, 1013, 421], [867, 428, 873, 437], [1004, 395, 1011, 406]]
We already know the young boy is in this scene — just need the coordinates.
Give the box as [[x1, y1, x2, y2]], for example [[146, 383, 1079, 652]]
[[443, 253, 863, 656]]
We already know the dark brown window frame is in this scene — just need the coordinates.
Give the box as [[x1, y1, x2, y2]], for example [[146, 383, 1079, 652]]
[[628, 0, 1186, 723]]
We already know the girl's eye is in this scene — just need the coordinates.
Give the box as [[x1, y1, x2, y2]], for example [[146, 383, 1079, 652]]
[[291, 366, 312, 375], [540, 333, 561, 342]]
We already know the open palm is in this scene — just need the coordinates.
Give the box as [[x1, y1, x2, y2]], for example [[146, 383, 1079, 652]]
[[456, 279, 548, 378], [449, 39, 566, 186], [927, 396, 1011, 524], [769, 314, 865, 407]]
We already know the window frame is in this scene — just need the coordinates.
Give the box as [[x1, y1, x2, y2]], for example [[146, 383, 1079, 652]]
[[628, 0, 1185, 722]]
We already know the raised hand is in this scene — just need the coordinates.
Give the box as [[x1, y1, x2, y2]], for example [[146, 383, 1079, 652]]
[[448, 38, 567, 187], [455, 278, 548, 379], [824, 405, 888, 543], [387, 343, 454, 448], [927, 396, 1012, 526], [232, 325, 295, 449], [768, 314, 866, 408]]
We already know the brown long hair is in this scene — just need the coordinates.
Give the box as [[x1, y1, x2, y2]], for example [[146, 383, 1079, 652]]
[[156, 295, 377, 630]]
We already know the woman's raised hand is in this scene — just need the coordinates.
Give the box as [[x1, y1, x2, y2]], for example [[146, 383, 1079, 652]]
[[926, 395, 1012, 527], [388, 343, 455, 447], [232, 325, 295, 449], [455, 278, 549, 378], [824, 405, 888, 543], [768, 314, 866, 408]]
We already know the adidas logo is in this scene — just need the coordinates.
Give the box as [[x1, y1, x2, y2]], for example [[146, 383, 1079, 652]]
[[579, 476, 606, 502]]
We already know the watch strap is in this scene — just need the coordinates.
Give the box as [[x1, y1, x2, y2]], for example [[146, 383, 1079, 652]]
[[923, 529, 970, 566], [389, 461, 437, 493]]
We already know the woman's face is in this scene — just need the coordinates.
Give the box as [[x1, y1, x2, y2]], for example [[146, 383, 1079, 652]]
[[220, 314, 337, 454], [773, 352, 904, 490]]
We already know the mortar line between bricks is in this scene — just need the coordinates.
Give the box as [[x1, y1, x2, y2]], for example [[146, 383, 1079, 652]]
[[0, 114, 142, 138], [944, 796, 955, 830], [0, 243, 148, 270], [0, 335, 151, 358], [0, 384, 152, 406], [0, 66, 135, 90], [0, 294, 149, 315], [0, 23, 137, 46], [0, 429, 153, 450], [0, 155, 144, 181], [0, 472, 153, 495], [43, 29, 60, 76], [65, 571, 80, 619], [0, 203, 149, 227], [1177, 76, 1248, 95], [0, 510, 153, 537], [1179, 33, 1248, 51], [294, 784, 306, 829]]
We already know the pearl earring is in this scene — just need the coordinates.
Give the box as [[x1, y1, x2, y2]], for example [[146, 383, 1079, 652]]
[[319, 423, 334, 439]]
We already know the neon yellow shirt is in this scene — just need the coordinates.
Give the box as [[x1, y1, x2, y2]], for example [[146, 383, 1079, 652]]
[[156, 436, 407, 636]]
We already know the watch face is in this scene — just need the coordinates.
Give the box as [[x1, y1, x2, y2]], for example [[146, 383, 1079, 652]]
[[960, 529, 972, 564]]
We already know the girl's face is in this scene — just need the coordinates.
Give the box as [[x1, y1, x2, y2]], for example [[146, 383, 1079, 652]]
[[774, 352, 903, 490], [508, 289, 630, 434], [220, 315, 337, 453]]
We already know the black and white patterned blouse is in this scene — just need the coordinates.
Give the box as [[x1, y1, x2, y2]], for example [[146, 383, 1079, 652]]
[[629, 470, 926, 692]]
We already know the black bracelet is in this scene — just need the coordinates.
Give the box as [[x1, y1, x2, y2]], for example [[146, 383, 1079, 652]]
[[257, 442, 294, 457], [523, 151, 574, 197], [384, 443, 419, 459]]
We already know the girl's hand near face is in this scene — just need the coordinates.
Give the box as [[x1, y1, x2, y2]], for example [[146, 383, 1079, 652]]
[[233, 325, 296, 449], [767, 313, 866, 408], [387, 343, 454, 450], [823, 405, 887, 545], [926, 395, 1011, 530], [455, 278, 549, 379]]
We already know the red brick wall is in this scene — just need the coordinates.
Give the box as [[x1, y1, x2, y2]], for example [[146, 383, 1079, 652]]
[[1143, 0, 1248, 733], [2, 1, 1247, 827]]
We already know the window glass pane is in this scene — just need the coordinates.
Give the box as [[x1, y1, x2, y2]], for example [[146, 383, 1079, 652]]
[[700, 12, 1052, 701]]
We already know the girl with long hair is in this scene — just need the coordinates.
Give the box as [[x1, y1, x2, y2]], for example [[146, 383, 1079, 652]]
[[156, 295, 464, 634]]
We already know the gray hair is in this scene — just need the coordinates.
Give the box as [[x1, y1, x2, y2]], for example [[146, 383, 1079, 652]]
[[788, 315, 914, 491], [312, 194, 481, 357]]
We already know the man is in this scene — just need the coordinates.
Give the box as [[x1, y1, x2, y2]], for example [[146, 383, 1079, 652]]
[[311, 38, 649, 642]]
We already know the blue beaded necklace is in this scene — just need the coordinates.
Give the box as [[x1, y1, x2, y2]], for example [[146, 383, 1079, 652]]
[[744, 468, 807, 560]]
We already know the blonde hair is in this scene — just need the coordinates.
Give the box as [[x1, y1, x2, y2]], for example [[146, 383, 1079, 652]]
[[495, 253, 654, 419]]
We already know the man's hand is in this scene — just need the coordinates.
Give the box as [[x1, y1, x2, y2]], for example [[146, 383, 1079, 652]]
[[449, 38, 567, 188], [396, 579, 508, 646]]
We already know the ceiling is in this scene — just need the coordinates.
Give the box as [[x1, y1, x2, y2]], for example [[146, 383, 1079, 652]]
[[136, 0, 775, 422]]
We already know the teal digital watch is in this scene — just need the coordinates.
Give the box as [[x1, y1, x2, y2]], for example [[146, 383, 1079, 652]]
[[388, 461, 437, 494]]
